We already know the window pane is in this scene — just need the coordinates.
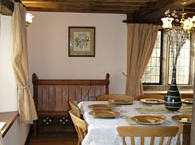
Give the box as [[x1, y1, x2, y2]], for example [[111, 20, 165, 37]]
[[168, 39, 190, 84], [142, 31, 161, 84]]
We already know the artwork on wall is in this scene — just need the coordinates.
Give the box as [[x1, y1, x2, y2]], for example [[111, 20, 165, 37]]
[[68, 26, 95, 57]]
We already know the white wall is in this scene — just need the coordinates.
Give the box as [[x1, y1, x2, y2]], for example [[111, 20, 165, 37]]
[[27, 12, 127, 94], [3, 118, 31, 145], [0, 15, 17, 112]]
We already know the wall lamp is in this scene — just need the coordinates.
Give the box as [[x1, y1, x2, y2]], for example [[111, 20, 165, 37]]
[[26, 12, 34, 26]]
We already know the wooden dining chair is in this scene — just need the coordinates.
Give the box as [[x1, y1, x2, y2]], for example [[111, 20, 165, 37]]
[[136, 94, 165, 101], [97, 94, 134, 102], [69, 110, 87, 145], [176, 124, 183, 145], [117, 126, 179, 145], [69, 100, 82, 118]]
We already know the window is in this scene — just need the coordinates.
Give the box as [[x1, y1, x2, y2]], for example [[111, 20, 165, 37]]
[[142, 30, 192, 86], [142, 31, 162, 84], [168, 39, 190, 84]]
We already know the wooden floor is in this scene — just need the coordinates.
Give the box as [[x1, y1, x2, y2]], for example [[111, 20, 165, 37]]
[[27, 130, 78, 145]]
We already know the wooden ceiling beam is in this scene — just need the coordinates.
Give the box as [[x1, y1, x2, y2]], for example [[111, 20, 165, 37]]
[[20, 0, 194, 24], [21, 0, 156, 3], [21, 1, 143, 13], [131, 0, 195, 23]]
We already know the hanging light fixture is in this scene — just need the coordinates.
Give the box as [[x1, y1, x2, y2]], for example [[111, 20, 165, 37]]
[[26, 12, 34, 26], [161, 8, 195, 35]]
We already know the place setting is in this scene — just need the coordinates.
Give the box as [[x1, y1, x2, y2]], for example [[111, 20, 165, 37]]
[[108, 98, 134, 105], [128, 115, 166, 125], [88, 103, 120, 118], [172, 114, 192, 124], [181, 98, 193, 105], [88, 104, 113, 110], [140, 98, 165, 105], [89, 110, 120, 118]]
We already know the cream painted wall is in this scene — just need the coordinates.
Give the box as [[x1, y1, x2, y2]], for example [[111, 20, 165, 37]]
[[27, 12, 127, 94]]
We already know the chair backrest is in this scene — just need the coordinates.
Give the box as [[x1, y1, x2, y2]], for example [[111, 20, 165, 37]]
[[117, 126, 179, 145], [176, 124, 183, 145], [69, 100, 81, 118], [97, 94, 134, 101], [136, 94, 165, 101], [69, 110, 87, 145]]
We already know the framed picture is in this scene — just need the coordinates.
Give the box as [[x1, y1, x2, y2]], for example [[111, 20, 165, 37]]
[[68, 26, 95, 57]]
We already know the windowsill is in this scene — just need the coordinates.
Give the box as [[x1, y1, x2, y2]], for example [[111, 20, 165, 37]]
[[0, 111, 18, 137], [144, 90, 193, 95], [143, 85, 193, 95]]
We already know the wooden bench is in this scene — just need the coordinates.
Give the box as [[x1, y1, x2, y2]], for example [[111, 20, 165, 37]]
[[32, 73, 110, 134]]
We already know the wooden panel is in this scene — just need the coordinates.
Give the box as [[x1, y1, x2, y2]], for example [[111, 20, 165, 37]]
[[183, 124, 191, 145], [32, 73, 110, 135]]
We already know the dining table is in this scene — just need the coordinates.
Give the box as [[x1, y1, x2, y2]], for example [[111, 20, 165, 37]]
[[78, 99, 192, 145]]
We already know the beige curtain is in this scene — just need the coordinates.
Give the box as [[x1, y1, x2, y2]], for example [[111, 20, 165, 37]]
[[125, 24, 159, 99], [12, 2, 37, 122]]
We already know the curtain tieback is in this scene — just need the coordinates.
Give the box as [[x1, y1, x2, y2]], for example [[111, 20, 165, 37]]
[[18, 85, 28, 89]]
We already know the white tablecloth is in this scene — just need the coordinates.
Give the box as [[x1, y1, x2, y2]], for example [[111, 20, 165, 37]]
[[78, 101, 191, 145]]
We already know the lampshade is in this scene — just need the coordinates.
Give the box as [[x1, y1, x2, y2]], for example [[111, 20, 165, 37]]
[[26, 12, 34, 25], [161, 9, 195, 32], [161, 17, 174, 29]]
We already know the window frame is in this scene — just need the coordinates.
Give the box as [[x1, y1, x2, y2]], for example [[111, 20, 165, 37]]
[[142, 30, 163, 85], [143, 29, 194, 91]]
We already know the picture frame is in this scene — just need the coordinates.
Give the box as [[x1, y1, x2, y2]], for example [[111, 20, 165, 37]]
[[68, 26, 95, 57]]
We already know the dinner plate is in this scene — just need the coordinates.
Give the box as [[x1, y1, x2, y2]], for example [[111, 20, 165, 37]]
[[131, 115, 166, 125], [140, 98, 165, 104], [181, 98, 193, 104], [88, 104, 112, 110], [172, 114, 192, 123], [108, 99, 133, 105], [89, 110, 120, 118]]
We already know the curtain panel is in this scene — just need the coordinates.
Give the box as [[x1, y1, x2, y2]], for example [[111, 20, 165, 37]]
[[125, 24, 160, 99], [12, 2, 37, 122]]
